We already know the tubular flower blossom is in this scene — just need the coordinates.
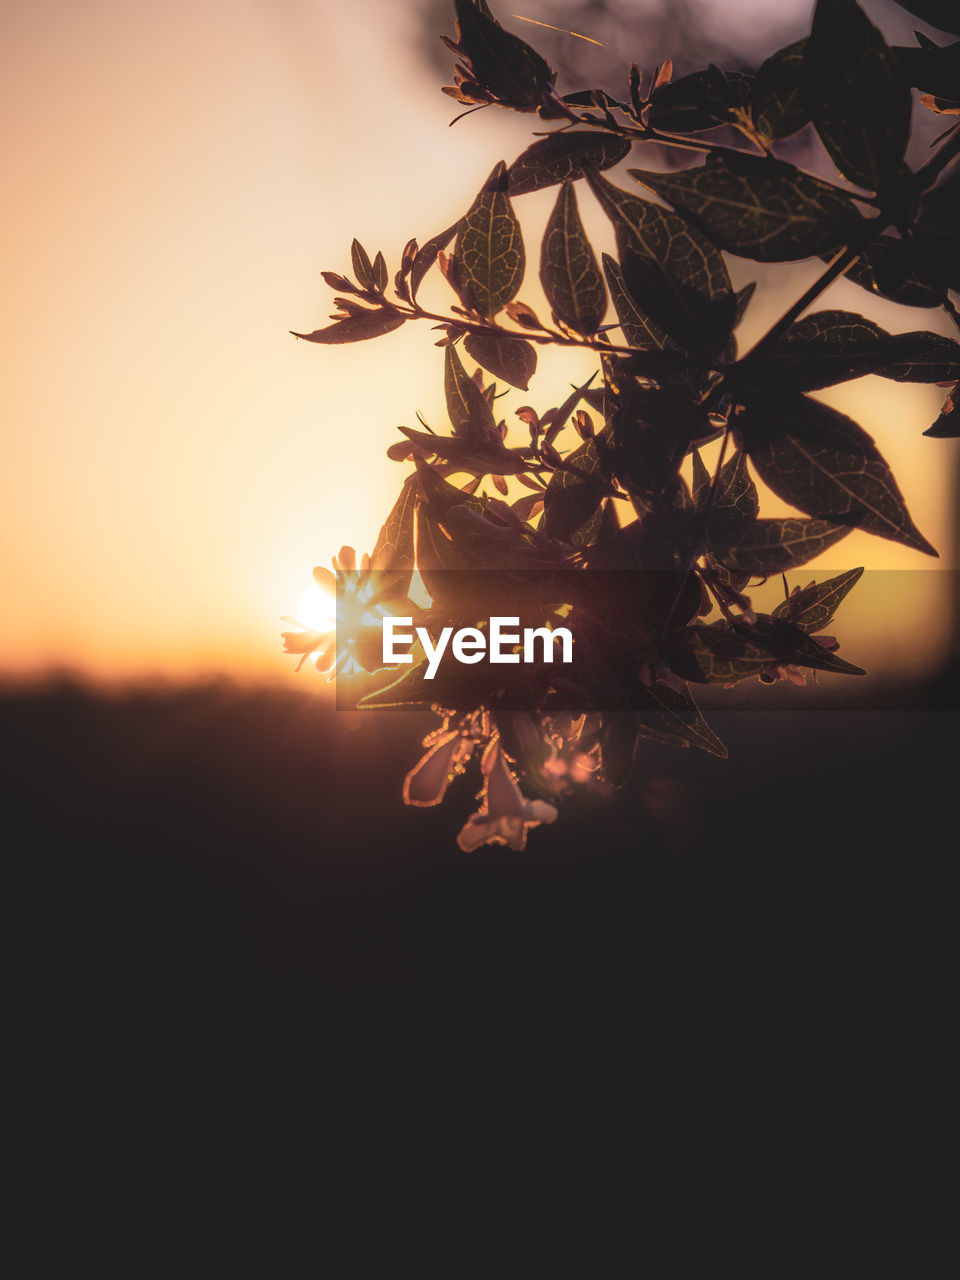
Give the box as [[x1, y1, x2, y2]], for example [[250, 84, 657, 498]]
[[457, 737, 557, 852], [403, 711, 490, 808]]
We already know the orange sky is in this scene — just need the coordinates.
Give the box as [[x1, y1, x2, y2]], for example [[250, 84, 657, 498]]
[[1, 0, 956, 687]]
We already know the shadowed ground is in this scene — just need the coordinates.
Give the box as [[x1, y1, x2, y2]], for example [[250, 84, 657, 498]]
[[2, 677, 954, 1087]]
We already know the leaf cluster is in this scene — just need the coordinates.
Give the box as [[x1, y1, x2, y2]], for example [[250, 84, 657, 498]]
[[289, 0, 960, 827]]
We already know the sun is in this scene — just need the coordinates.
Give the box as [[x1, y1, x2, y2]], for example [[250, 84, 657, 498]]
[[296, 583, 337, 633]]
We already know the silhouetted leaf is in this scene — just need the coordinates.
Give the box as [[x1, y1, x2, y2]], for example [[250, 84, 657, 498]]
[[622, 383, 714, 467], [357, 661, 431, 709], [543, 432, 610, 544], [746, 615, 865, 672], [772, 567, 864, 632], [414, 455, 485, 518], [716, 518, 851, 572], [630, 154, 862, 262], [916, 176, 960, 293], [410, 224, 458, 300], [506, 132, 630, 196], [371, 477, 416, 573], [586, 169, 733, 353], [450, 0, 556, 110], [399, 425, 529, 475], [292, 311, 405, 344], [351, 239, 375, 290], [893, 1, 960, 37], [463, 332, 537, 389], [753, 310, 960, 390], [372, 251, 388, 292], [540, 181, 606, 334], [667, 616, 865, 683], [804, 0, 911, 192], [648, 67, 753, 134], [416, 502, 461, 575], [601, 254, 672, 351], [924, 386, 960, 436], [706, 449, 759, 542], [633, 681, 727, 756], [840, 236, 941, 308], [457, 160, 525, 317], [896, 37, 960, 102], [445, 344, 498, 441], [741, 393, 937, 555], [691, 447, 711, 506], [541, 372, 600, 446], [752, 39, 810, 140], [734, 282, 757, 326], [662, 624, 767, 684]]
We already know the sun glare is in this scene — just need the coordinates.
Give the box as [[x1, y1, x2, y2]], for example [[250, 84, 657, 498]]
[[297, 583, 337, 633]]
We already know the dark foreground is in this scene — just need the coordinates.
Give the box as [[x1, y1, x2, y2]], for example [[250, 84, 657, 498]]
[[2, 678, 954, 1087]]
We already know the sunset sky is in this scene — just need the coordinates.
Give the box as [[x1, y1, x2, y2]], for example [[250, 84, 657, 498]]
[[2, 0, 956, 687]]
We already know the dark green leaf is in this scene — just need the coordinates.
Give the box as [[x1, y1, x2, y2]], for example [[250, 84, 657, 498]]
[[753, 310, 960, 390], [741, 393, 937, 555], [633, 681, 727, 756], [745, 615, 865, 672], [444, 344, 498, 442], [772, 567, 864, 632], [734, 282, 757, 326], [706, 449, 759, 542], [451, 0, 556, 109], [648, 67, 753, 134], [541, 372, 600, 446], [691, 447, 710, 506], [350, 239, 375, 289], [916, 176, 960, 293], [892, 1, 960, 37], [371, 477, 416, 573], [543, 432, 610, 544], [601, 254, 672, 351], [410, 224, 458, 300], [506, 132, 630, 196], [839, 236, 941, 308], [752, 39, 810, 140], [457, 160, 525, 317], [540, 181, 606, 334], [399, 425, 528, 475], [291, 311, 405, 344], [586, 169, 733, 353], [463, 332, 537, 389], [667, 616, 865, 683], [803, 0, 911, 192], [716, 518, 851, 572], [621, 382, 714, 464], [372, 251, 388, 292], [414, 455, 485, 518], [359, 660, 434, 709], [630, 154, 862, 262], [924, 387, 960, 436], [896, 38, 960, 101], [416, 502, 461, 575], [664, 622, 790, 684]]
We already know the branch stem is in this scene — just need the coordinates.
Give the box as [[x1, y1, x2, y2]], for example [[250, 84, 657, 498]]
[[740, 241, 867, 362]]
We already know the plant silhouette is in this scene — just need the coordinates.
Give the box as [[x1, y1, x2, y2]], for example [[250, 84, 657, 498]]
[[287, 0, 960, 850]]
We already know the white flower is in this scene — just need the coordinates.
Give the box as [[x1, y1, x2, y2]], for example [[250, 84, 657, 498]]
[[457, 738, 557, 852], [403, 715, 484, 808]]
